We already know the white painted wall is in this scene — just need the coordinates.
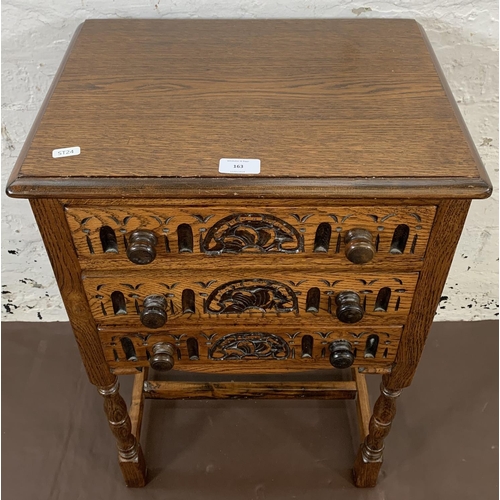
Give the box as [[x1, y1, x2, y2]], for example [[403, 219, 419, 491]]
[[2, 1, 498, 321]]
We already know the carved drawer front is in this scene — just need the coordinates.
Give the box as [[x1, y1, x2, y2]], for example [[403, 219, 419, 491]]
[[66, 205, 436, 268], [99, 326, 403, 374], [82, 271, 418, 328]]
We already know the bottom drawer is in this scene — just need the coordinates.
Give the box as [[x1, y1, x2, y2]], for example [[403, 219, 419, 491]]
[[100, 326, 403, 374]]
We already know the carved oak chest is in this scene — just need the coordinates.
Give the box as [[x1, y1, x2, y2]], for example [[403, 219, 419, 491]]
[[7, 19, 491, 488]]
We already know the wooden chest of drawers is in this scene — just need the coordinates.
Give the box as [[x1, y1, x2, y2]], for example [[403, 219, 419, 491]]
[[7, 19, 491, 488]]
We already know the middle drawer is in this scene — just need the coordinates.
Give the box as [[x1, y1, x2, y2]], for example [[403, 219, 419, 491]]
[[82, 270, 418, 329]]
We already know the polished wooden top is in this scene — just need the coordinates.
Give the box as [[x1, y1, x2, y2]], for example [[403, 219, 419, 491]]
[[8, 19, 491, 199]]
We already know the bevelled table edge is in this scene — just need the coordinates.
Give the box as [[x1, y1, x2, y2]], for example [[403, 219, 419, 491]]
[[6, 18, 493, 202], [6, 175, 493, 200], [417, 22, 492, 194]]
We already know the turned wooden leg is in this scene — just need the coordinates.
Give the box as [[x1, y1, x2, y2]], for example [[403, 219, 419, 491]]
[[98, 378, 147, 487], [352, 379, 402, 488]]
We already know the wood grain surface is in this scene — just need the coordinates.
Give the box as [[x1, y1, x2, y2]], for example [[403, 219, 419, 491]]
[[29, 198, 114, 386], [98, 326, 403, 373], [129, 368, 147, 444], [82, 270, 418, 328], [9, 19, 492, 490], [354, 369, 371, 441], [7, 19, 491, 199], [98, 380, 147, 487], [384, 199, 472, 389], [143, 380, 358, 400], [353, 383, 401, 487], [65, 204, 435, 269]]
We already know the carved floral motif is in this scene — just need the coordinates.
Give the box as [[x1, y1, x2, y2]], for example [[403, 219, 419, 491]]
[[205, 279, 298, 314], [209, 332, 290, 360], [201, 213, 303, 255]]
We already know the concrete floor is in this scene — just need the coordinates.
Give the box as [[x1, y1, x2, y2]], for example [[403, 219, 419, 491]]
[[2, 321, 498, 499]]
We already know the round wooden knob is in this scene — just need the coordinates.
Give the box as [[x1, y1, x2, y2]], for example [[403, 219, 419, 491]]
[[127, 230, 157, 265], [329, 340, 355, 369], [150, 342, 175, 371], [335, 291, 364, 324], [140, 295, 168, 329], [344, 229, 375, 264]]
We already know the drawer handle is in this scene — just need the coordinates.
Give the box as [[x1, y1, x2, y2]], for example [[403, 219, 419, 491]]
[[127, 230, 158, 265], [344, 228, 375, 264], [329, 340, 355, 369], [140, 295, 168, 329], [149, 342, 175, 371], [335, 291, 364, 324]]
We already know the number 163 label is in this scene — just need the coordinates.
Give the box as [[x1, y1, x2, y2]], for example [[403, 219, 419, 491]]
[[219, 158, 260, 174]]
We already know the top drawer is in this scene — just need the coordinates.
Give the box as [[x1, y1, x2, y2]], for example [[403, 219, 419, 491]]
[[65, 205, 436, 269]]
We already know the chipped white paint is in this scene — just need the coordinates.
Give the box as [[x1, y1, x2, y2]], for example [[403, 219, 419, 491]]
[[2, 1, 498, 321]]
